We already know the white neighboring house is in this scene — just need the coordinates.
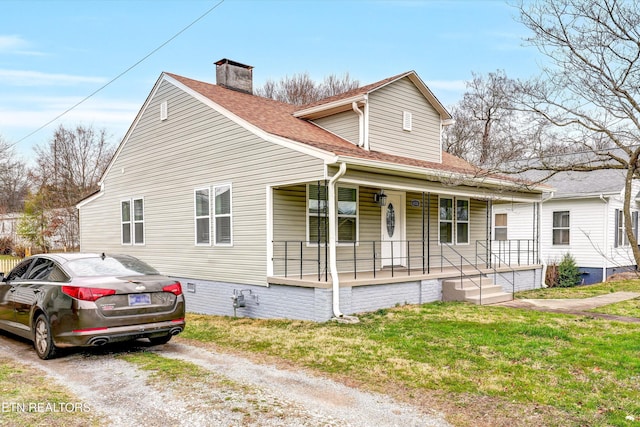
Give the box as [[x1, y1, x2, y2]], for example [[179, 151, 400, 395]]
[[0, 210, 75, 253], [0, 213, 23, 248], [493, 168, 639, 285]]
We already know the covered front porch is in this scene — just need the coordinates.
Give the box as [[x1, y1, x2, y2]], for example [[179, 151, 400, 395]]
[[267, 162, 541, 316], [269, 237, 541, 304], [267, 161, 543, 310]]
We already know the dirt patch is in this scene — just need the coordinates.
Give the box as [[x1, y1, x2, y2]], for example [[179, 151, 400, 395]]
[[606, 272, 640, 282], [0, 334, 449, 427], [176, 338, 586, 427]]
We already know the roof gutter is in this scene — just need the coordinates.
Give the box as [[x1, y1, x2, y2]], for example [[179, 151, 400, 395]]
[[329, 162, 347, 318], [335, 155, 551, 193]]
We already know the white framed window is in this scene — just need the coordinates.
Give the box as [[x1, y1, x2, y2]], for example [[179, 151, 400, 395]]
[[121, 200, 131, 245], [439, 196, 469, 244], [194, 188, 210, 245], [133, 198, 145, 245], [552, 211, 570, 245], [614, 209, 638, 247], [308, 184, 328, 243], [439, 197, 453, 244], [121, 198, 145, 245], [307, 184, 358, 244], [494, 213, 508, 241], [214, 184, 232, 245], [337, 187, 358, 242], [456, 199, 469, 244]]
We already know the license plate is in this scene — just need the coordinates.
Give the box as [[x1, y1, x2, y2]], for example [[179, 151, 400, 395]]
[[128, 293, 151, 306]]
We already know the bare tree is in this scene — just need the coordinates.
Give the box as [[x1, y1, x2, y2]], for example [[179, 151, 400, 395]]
[[514, 0, 640, 266], [318, 73, 360, 99], [255, 72, 360, 105], [24, 124, 114, 250], [443, 70, 539, 168], [0, 137, 28, 213]]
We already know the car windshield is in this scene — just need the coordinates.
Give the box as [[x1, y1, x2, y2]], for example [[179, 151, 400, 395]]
[[64, 256, 159, 277]]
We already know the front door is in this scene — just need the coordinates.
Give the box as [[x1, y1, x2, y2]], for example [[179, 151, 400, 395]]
[[381, 191, 405, 267]]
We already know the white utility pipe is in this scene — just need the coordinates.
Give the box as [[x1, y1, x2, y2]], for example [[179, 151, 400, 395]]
[[329, 162, 347, 318]]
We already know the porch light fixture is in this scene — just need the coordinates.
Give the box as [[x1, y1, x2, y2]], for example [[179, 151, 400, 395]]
[[374, 190, 387, 207]]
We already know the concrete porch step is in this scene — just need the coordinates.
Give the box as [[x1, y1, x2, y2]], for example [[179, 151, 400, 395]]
[[442, 277, 513, 305], [465, 292, 513, 305]]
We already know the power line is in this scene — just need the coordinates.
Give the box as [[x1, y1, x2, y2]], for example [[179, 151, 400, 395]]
[[10, 0, 225, 149]]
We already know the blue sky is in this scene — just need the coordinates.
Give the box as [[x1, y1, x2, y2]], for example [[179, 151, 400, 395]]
[[1, 0, 542, 159]]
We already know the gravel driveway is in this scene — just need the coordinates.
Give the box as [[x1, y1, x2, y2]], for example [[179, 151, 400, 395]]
[[0, 334, 450, 427]]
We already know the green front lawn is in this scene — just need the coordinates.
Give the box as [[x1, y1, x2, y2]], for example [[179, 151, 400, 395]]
[[590, 297, 640, 318], [516, 279, 640, 299], [182, 282, 640, 426]]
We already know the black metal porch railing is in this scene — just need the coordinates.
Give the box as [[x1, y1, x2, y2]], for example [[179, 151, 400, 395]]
[[271, 239, 538, 282], [477, 239, 538, 268]]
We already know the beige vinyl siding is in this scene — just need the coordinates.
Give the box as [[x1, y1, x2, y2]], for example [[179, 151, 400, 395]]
[[272, 185, 309, 277], [80, 79, 325, 286], [341, 187, 381, 272], [368, 77, 441, 163], [404, 193, 487, 266], [312, 110, 360, 145], [272, 185, 382, 276]]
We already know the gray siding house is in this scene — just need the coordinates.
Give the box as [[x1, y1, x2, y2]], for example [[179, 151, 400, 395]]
[[77, 59, 546, 321]]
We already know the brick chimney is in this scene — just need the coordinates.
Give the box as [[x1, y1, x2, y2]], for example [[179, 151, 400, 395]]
[[215, 58, 253, 94]]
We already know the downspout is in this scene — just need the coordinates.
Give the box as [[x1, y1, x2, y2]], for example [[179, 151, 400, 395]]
[[539, 192, 554, 287], [352, 102, 364, 148], [363, 95, 370, 151], [599, 194, 608, 282], [329, 162, 347, 318]]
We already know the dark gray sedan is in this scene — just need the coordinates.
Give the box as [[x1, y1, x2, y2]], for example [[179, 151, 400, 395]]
[[0, 253, 185, 359]]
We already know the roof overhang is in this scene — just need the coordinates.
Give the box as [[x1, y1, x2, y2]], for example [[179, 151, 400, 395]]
[[330, 156, 550, 200], [294, 71, 452, 121], [293, 95, 367, 120]]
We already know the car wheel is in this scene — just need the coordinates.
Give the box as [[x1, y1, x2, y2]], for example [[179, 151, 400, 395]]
[[148, 334, 172, 345], [33, 314, 58, 360]]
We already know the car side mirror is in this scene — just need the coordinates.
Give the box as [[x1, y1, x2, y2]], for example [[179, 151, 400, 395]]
[[0, 273, 4, 282]]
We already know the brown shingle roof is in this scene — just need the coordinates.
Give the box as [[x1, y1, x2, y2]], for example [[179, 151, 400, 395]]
[[296, 71, 411, 111], [165, 72, 520, 181]]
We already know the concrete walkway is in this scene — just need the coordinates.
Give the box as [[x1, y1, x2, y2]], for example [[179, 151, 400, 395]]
[[498, 291, 640, 322]]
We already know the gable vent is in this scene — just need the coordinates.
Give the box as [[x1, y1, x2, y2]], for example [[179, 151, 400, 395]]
[[403, 111, 412, 131], [160, 101, 168, 121]]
